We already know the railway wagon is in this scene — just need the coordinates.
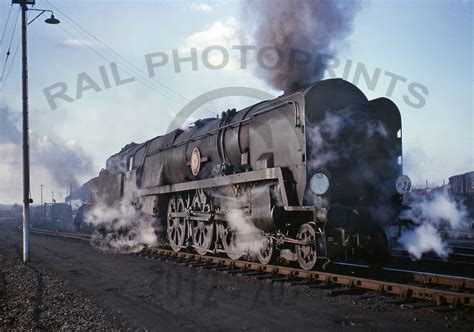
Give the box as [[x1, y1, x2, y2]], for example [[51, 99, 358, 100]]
[[449, 171, 474, 228], [89, 79, 410, 270], [449, 172, 474, 195]]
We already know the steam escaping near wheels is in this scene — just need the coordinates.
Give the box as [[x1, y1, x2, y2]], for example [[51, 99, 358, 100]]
[[223, 208, 268, 260], [84, 183, 160, 253]]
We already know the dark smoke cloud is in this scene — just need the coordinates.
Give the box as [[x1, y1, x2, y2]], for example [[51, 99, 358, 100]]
[[32, 136, 93, 189], [241, 0, 360, 90], [0, 106, 93, 190]]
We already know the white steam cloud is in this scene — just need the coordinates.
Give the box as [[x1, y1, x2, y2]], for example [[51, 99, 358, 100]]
[[211, 186, 267, 258], [85, 186, 159, 253], [226, 208, 266, 259], [398, 188, 470, 260], [307, 111, 346, 171], [307, 109, 388, 172], [70, 199, 84, 210]]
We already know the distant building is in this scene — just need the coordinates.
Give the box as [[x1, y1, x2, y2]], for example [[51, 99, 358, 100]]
[[449, 171, 474, 195]]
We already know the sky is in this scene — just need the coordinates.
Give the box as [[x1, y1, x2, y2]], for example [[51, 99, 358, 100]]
[[0, 0, 472, 204]]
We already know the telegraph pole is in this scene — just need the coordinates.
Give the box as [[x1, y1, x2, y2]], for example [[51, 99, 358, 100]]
[[12, 0, 59, 263], [20, 0, 30, 263]]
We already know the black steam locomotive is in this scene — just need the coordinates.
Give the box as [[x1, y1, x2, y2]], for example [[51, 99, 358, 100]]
[[89, 78, 410, 270]]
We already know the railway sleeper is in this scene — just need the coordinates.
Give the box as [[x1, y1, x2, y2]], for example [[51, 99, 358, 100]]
[[268, 277, 293, 283], [202, 264, 225, 270], [309, 282, 335, 290], [238, 271, 267, 277], [212, 266, 234, 272], [225, 269, 254, 275], [255, 273, 277, 280], [287, 279, 320, 287], [187, 262, 209, 268], [28, 229, 474, 309], [326, 287, 367, 297]]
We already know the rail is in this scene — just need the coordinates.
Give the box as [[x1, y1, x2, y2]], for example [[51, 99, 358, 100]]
[[29, 227, 474, 308]]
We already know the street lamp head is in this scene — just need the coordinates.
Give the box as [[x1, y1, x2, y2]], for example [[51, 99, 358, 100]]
[[45, 13, 60, 25]]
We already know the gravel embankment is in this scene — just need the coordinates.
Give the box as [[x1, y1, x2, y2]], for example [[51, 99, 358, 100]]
[[0, 245, 127, 330], [1, 219, 473, 330]]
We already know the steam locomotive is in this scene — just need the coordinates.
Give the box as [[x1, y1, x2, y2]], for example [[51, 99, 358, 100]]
[[89, 78, 411, 270]]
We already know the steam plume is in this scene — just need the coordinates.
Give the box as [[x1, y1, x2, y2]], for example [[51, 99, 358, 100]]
[[210, 187, 267, 258], [241, 0, 360, 90], [399, 188, 470, 260], [226, 208, 266, 258], [85, 184, 159, 253]]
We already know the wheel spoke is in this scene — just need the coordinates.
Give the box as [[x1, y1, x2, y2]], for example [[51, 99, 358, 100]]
[[191, 191, 214, 255], [296, 223, 318, 270], [219, 223, 243, 260], [167, 196, 187, 252], [257, 235, 275, 265]]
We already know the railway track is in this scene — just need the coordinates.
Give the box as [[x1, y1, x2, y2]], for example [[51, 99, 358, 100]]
[[392, 246, 474, 265], [29, 227, 474, 308], [389, 245, 474, 278], [29, 227, 92, 242]]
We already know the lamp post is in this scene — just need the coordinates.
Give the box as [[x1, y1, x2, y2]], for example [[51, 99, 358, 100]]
[[12, 0, 59, 263]]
